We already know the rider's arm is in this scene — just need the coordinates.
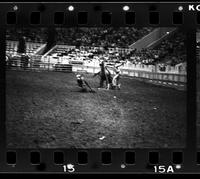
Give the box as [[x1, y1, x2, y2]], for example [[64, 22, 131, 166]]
[[104, 66, 111, 74]]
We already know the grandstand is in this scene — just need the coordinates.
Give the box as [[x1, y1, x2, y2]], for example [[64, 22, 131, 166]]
[[6, 28, 47, 57], [42, 27, 154, 65], [6, 27, 185, 65], [6, 40, 46, 56], [55, 27, 154, 48], [6, 27, 187, 87], [41, 28, 186, 75], [152, 29, 186, 65], [6, 28, 47, 43]]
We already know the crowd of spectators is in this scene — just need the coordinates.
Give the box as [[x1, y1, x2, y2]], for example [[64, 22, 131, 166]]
[[124, 48, 158, 65], [55, 27, 154, 48], [47, 45, 124, 65], [6, 28, 48, 43], [6, 27, 186, 67], [6, 27, 153, 48], [152, 30, 186, 66], [124, 29, 186, 66], [47, 29, 186, 67]]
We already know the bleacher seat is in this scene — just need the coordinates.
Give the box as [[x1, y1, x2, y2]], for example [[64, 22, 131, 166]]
[[6, 41, 45, 55]]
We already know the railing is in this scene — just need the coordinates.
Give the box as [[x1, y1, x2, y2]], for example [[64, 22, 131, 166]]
[[72, 65, 187, 83], [6, 40, 46, 55], [6, 56, 186, 84], [6, 55, 73, 72], [122, 62, 186, 75], [41, 55, 187, 75]]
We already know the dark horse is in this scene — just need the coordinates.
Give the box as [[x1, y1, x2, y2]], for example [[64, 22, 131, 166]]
[[93, 60, 113, 89]]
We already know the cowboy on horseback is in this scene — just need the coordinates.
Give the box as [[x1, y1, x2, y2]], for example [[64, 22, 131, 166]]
[[93, 59, 113, 89]]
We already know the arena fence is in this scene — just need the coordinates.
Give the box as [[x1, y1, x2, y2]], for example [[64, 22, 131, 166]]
[[72, 65, 187, 83], [6, 55, 187, 86], [42, 55, 186, 75], [6, 41, 46, 56], [6, 55, 73, 72]]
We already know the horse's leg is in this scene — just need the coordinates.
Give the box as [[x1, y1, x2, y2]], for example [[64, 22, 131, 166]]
[[99, 76, 105, 88]]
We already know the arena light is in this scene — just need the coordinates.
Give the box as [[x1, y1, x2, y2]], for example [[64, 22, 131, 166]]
[[13, 5, 18, 11], [68, 5, 74, 11], [178, 6, 183, 11], [123, 5, 130, 11]]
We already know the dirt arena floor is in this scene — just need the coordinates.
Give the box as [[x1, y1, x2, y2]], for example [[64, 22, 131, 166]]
[[6, 70, 186, 148]]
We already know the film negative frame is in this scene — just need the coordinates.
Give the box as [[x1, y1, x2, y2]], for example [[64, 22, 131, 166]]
[[0, 2, 199, 173]]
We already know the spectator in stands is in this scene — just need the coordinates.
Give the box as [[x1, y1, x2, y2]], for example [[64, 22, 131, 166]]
[[55, 27, 154, 48]]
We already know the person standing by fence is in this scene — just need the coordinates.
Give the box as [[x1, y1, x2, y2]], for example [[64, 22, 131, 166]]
[[21, 54, 29, 70], [93, 59, 107, 88], [17, 36, 27, 69]]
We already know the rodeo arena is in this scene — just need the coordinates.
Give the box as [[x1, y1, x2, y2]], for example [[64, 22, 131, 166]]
[[6, 27, 187, 148]]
